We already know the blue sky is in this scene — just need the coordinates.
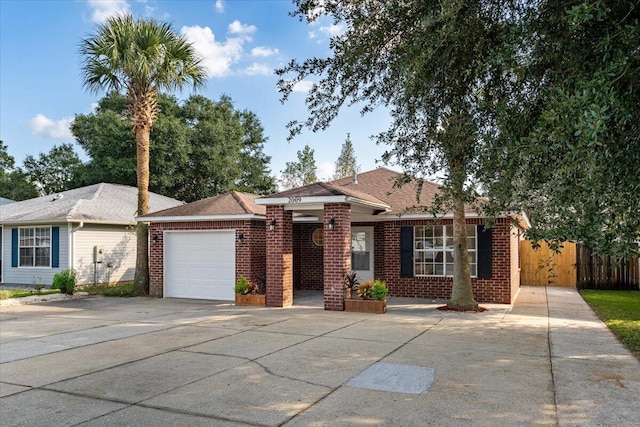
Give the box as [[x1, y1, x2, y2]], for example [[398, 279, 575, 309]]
[[0, 0, 393, 182]]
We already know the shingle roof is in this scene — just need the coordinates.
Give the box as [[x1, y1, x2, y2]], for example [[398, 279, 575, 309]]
[[142, 191, 266, 218], [327, 167, 443, 215], [0, 183, 183, 224], [265, 181, 389, 208]]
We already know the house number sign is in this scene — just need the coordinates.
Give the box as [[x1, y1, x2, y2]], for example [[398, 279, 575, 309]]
[[288, 197, 302, 203]]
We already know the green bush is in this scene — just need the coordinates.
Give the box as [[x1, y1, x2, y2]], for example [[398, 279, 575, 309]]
[[235, 276, 250, 295], [0, 290, 10, 300], [52, 269, 76, 295], [371, 279, 388, 301]]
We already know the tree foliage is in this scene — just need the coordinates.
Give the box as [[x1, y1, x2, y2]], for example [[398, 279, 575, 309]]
[[23, 143, 84, 195], [72, 92, 275, 202], [333, 133, 360, 180], [80, 14, 207, 293], [0, 141, 38, 201], [277, 0, 524, 309], [280, 144, 318, 189], [481, 0, 640, 257]]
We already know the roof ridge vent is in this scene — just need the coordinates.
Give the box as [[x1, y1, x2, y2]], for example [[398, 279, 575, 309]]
[[52, 193, 64, 202]]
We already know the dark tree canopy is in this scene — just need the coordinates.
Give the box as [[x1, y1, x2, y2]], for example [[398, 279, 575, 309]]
[[23, 143, 84, 196], [0, 141, 38, 201], [481, 0, 640, 257], [72, 92, 275, 202], [280, 144, 318, 189]]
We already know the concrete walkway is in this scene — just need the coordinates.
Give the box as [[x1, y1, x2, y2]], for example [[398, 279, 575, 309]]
[[0, 287, 637, 426]]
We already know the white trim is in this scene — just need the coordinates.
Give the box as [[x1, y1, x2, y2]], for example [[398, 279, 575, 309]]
[[0, 219, 132, 226], [137, 214, 264, 223], [255, 195, 390, 211]]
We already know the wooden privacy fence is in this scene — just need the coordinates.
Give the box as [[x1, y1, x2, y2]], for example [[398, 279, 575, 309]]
[[520, 241, 577, 287], [576, 245, 640, 290], [520, 241, 640, 289]]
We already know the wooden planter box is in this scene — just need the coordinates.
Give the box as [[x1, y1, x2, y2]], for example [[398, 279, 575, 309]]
[[235, 294, 266, 307], [344, 298, 387, 314]]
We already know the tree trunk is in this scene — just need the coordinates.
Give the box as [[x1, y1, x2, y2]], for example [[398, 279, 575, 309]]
[[447, 159, 478, 310], [133, 125, 151, 294]]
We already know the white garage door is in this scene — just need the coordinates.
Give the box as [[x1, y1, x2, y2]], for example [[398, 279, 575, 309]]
[[164, 230, 235, 301]]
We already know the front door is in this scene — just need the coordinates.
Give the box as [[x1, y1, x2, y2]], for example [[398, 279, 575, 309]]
[[351, 227, 374, 283]]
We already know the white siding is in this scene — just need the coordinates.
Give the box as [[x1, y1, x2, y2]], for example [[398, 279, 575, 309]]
[[1, 224, 70, 286], [72, 225, 136, 285]]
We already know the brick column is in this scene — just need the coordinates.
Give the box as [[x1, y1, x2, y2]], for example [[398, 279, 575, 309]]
[[323, 203, 351, 310], [266, 206, 293, 307]]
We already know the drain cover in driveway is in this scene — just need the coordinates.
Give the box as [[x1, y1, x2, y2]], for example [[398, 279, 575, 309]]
[[346, 362, 435, 394]]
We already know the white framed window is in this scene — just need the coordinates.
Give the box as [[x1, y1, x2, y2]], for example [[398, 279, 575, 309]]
[[19, 227, 51, 267], [414, 225, 477, 277]]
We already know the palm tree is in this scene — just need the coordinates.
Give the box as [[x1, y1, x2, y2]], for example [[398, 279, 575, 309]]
[[80, 14, 206, 294]]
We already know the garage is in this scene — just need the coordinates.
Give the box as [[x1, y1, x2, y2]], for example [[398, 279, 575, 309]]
[[163, 230, 235, 301]]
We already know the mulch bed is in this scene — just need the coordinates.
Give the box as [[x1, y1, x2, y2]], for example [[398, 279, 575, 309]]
[[436, 305, 487, 312]]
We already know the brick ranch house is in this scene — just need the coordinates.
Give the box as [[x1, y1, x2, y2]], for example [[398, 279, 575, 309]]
[[139, 167, 528, 310]]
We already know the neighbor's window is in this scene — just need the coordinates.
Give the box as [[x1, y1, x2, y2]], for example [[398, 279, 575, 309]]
[[414, 225, 477, 277], [19, 227, 51, 267]]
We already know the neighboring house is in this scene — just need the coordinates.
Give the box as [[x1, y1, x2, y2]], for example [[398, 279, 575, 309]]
[[0, 184, 182, 286], [140, 168, 528, 309]]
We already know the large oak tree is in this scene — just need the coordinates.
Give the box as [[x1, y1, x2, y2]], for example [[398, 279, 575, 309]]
[[278, 0, 525, 309]]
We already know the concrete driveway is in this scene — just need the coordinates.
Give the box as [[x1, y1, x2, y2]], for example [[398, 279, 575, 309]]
[[1, 287, 638, 426]]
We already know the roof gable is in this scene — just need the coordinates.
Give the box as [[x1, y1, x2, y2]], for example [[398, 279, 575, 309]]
[[142, 191, 266, 218]]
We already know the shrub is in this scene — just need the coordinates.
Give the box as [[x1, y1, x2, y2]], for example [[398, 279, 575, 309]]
[[0, 290, 10, 300], [235, 276, 251, 295], [52, 269, 76, 295], [357, 281, 374, 299], [371, 279, 388, 300]]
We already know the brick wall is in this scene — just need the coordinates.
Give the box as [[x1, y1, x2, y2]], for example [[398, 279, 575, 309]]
[[383, 217, 515, 304], [323, 203, 351, 310], [148, 219, 266, 298], [266, 206, 293, 307]]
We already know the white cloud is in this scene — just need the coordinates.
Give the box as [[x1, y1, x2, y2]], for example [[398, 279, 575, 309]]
[[244, 63, 272, 76], [215, 0, 224, 13], [228, 20, 256, 37], [29, 114, 74, 140], [181, 25, 245, 78], [251, 46, 279, 58], [87, 0, 130, 23], [292, 80, 314, 93], [309, 23, 346, 40], [317, 162, 335, 181]]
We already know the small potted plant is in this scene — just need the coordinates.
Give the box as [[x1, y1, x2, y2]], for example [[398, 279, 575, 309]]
[[343, 271, 359, 299], [234, 275, 266, 306], [345, 279, 388, 314]]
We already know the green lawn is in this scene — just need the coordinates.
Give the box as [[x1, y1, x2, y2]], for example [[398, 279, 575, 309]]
[[0, 288, 61, 299], [580, 290, 640, 359], [80, 283, 138, 297]]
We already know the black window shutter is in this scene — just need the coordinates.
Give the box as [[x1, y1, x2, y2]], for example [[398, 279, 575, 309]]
[[11, 228, 18, 268], [477, 224, 492, 278], [51, 226, 60, 268], [400, 226, 413, 277]]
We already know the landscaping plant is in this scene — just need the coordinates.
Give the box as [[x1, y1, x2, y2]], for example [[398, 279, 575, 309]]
[[371, 280, 389, 301], [52, 269, 76, 295]]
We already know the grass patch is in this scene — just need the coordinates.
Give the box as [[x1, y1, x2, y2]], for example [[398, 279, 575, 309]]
[[79, 283, 138, 297], [0, 289, 61, 299], [580, 290, 640, 359]]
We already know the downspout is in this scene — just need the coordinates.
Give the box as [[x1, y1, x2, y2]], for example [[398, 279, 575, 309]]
[[70, 221, 84, 274]]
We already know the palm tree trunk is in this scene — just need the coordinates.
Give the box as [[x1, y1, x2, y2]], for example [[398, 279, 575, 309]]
[[133, 125, 151, 294]]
